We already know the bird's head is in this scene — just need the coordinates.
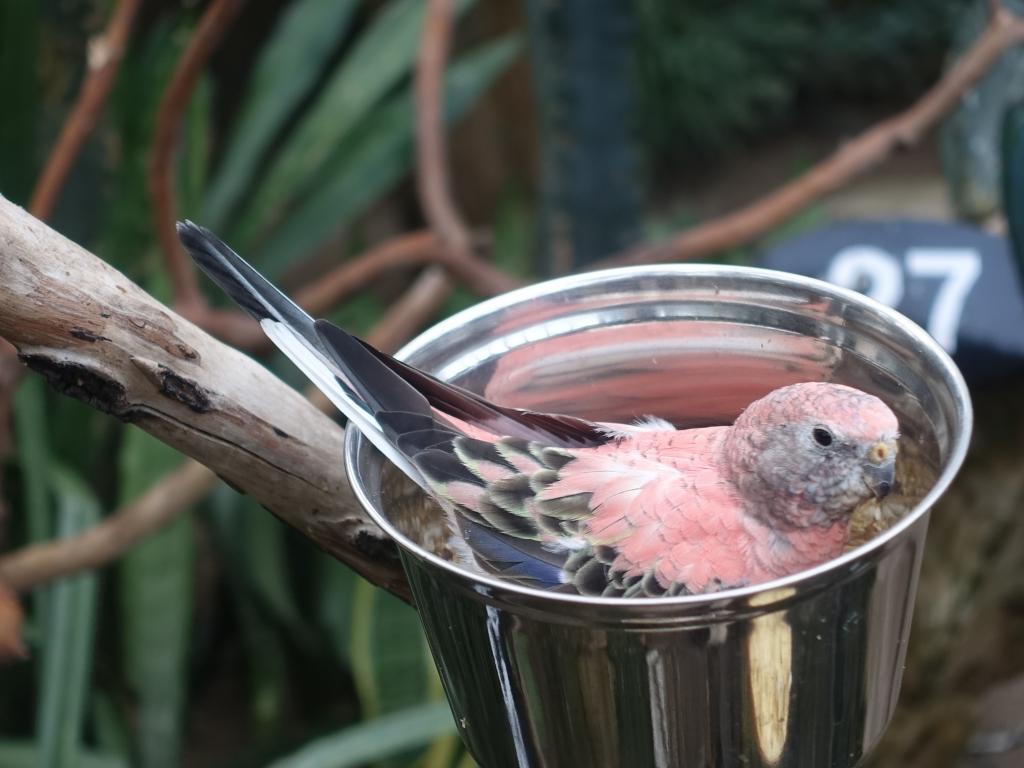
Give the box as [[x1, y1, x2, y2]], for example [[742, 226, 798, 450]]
[[723, 382, 899, 529]]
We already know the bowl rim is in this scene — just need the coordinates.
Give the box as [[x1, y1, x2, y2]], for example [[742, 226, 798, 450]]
[[344, 263, 973, 609]]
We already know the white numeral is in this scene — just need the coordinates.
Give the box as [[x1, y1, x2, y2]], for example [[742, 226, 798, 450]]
[[905, 248, 981, 353], [825, 246, 905, 307], [824, 246, 982, 353]]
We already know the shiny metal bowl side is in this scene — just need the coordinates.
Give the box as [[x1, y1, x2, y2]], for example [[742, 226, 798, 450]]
[[344, 265, 972, 767]]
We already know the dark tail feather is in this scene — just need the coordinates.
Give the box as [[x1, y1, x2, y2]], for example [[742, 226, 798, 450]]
[[176, 220, 319, 349], [316, 319, 607, 449], [460, 520, 565, 588], [352, 336, 608, 448], [177, 220, 435, 487], [313, 320, 431, 425]]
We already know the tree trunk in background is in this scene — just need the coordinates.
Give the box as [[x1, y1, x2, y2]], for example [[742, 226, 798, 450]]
[[524, 0, 642, 273]]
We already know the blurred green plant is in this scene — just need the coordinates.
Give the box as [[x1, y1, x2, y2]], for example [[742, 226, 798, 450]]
[[0, 0, 518, 765], [37, 470, 101, 768], [943, 0, 1024, 221], [202, 0, 519, 277], [1002, 97, 1024, 280], [119, 429, 195, 768], [634, 0, 970, 171], [524, 0, 642, 269]]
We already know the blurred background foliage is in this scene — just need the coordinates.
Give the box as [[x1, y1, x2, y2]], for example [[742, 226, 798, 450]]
[[634, 0, 970, 169], [0, 0, 1008, 766]]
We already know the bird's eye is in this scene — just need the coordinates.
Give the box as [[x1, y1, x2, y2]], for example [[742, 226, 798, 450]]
[[812, 427, 834, 447]]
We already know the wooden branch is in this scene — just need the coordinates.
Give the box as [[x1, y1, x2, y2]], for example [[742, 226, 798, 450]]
[[0, 267, 452, 595], [0, 460, 215, 592], [0, 266, 451, 595], [417, 0, 472, 256], [601, 1, 1024, 269], [0, 196, 410, 600], [149, 0, 244, 309], [295, 230, 515, 313], [28, 0, 140, 220]]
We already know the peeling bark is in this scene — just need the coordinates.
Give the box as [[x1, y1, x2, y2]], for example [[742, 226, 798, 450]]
[[0, 195, 410, 600]]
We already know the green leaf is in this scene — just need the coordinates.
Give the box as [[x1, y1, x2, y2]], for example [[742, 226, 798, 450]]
[[177, 75, 212, 219], [231, 0, 478, 248], [316, 553, 359, 667], [96, 19, 185, 277], [491, 186, 535, 278], [1002, 99, 1024, 280], [119, 428, 194, 768], [207, 484, 315, 643], [266, 702, 456, 768], [240, 506, 307, 634], [234, 584, 290, 732], [417, 736, 461, 768], [0, 741, 127, 768], [36, 469, 100, 768], [255, 35, 522, 271], [207, 485, 306, 733], [90, 690, 132, 761], [0, 1, 39, 202], [203, 0, 361, 226], [348, 579, 434, 719], [349, 582, 446, 768], [13, 377, 51, 545]]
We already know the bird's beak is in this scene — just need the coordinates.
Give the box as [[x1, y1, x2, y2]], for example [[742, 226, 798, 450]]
[[863, 440, 898, 499]]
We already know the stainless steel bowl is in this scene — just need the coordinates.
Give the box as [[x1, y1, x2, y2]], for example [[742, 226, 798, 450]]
[[344, 265, 972, 768]]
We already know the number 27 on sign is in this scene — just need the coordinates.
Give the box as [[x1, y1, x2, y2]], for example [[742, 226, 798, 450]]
[[825, 246, 982, 353]]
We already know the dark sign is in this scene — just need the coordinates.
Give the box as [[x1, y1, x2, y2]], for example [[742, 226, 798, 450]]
[[759, 220, 1024, 382]]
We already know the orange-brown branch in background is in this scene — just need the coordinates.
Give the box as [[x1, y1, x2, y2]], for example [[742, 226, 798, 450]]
[[416, 0, 473, 256], [411, 0, 522, 300], [0, 461, 216, 593], [295, 230, 515, 312], [185, 228, 516, 351], [29, 0, 140, 220], [149, 0, 244, 309], [603, 1, 1024, 269], [366, 266, 453, 352]]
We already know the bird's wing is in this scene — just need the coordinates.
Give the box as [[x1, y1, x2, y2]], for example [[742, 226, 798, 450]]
[[416, 428, 749, 596], [313, 321, 610, 449], [563, 432, 751, 595]]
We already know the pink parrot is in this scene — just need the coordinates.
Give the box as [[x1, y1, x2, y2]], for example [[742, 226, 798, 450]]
[[178, 222, 899, 598]]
